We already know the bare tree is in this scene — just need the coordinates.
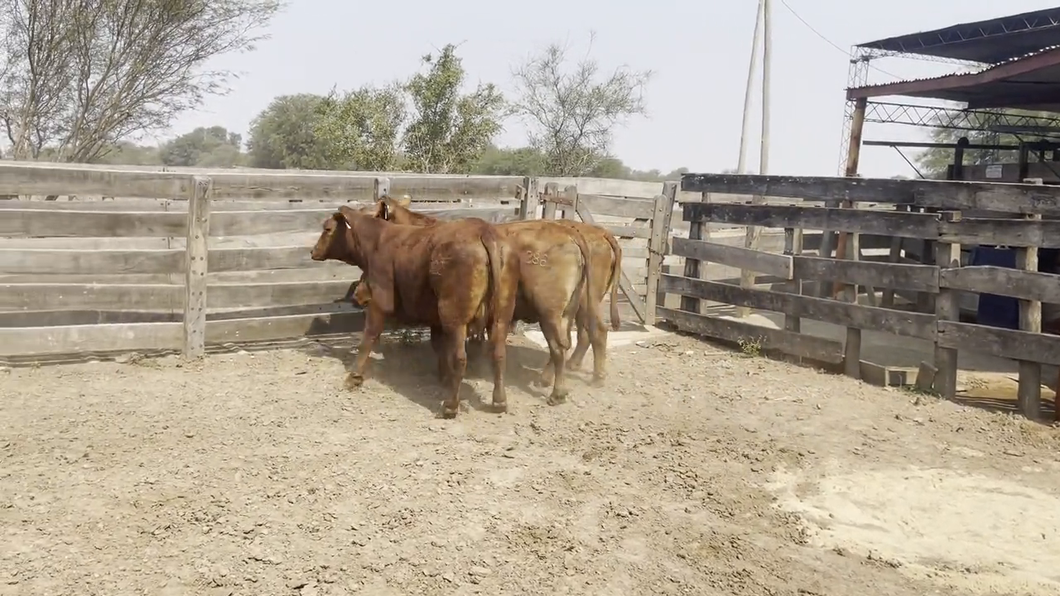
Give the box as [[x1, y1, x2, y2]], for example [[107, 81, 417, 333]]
[[0, 0, 282, 163], [511, 34, 652, 176]]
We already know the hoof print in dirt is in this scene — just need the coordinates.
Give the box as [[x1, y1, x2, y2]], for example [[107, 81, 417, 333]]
[[546, 394, 568, 406]]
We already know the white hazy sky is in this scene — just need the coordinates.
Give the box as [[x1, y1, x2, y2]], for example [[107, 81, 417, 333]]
[[162, 0, 1059, 179]]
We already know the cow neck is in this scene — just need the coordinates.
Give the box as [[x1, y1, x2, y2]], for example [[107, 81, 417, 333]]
[[347, 214, 385, 268]]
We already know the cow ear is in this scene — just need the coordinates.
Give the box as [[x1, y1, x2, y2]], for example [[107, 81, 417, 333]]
[[337, 205, 359, 227], [373, 200, 390, 220], [397, 195, 412, 207]]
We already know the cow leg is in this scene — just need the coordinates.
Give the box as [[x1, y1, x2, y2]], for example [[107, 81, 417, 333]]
[[535, 327, 556, 388], [539, 318, 570, 406], [347, 306, 385, 389], [588, 320, 609, 386], [430, 326, 448, 383], [441, 326, 469, 419], [489, 317, 512, 412], [567, 313, 592, 371]]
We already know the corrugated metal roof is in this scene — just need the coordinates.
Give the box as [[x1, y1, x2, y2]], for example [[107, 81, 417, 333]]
[[857, 7, 1060, 64]]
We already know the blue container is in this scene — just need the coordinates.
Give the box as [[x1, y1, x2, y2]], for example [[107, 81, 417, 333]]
[[971, 246, 1019, 329]]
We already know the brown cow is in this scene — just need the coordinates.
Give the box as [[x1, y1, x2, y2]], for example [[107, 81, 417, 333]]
[[310, 205, 519, 418], [371, 197, 609, 397], [375, 196, 622, 384]]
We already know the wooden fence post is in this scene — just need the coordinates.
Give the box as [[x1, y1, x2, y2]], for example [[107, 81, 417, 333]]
[[934, 211, 962, 398], [541, 183, 559, 220], [520, 176, 539, 220], [680, 192, 711, 315], [1018, 178, 1044, 420], [842, 228, 862, 378], [183, 175, 212, 359], [783, 226, 804, 364], [561, 185, 579, 220], [646, 182, 678, 324], [374, 177, 391, 200]]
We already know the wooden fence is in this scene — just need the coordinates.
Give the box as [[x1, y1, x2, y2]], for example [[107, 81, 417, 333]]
[[535, 181, 677, 324], [658, 173, 1060, 422], [0, 161, 678, 365], [0, 163, 525, 364]]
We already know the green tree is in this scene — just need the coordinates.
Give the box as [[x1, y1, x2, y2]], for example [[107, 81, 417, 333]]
[[472, 145, 547, 175], [916, 108, 1059, 178], [403, 44, 507, 174], [314, 84, 407, 171], [93, 142, 162, 166], [246, 94, 332, 169], [159, 126, 243, 167], [511, 35, 652, 176], [0, 0, 281, 163]]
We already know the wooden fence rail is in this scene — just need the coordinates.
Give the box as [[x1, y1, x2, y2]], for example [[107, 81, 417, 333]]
[[660, 173, 1060, 422], [0, 162, 677, 365], [0, 164, 536, 364]]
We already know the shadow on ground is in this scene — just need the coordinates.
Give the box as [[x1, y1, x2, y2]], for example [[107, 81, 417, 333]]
[[296, 330, 583, 416]]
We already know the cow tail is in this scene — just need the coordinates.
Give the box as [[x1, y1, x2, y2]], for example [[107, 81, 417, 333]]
[[569, 229, 599, 337], [602, 231, 622, 331], [481, 224, 507, 339]]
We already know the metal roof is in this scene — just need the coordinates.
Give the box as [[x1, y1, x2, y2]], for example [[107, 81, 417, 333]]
[[847, 46, 1060, 112], [856, 7, 1060, 64]]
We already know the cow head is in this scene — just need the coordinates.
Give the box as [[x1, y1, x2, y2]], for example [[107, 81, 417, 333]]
[[311, 205, 376, 265], [372, 195, 435, 227]]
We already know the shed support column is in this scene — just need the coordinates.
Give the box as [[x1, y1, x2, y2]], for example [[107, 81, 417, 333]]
[[819, 97, 866, 297]]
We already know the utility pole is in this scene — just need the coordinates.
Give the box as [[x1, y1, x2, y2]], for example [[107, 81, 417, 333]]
[[735, 0, 763, 174], [760, 0, 772, 178], [737, 0, 773, 317]]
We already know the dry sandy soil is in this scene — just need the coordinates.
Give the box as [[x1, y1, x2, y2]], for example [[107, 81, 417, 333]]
[[2, 330, 1060, 596]]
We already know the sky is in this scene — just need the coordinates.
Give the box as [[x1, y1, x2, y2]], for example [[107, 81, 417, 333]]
[[162, 0, 1060, 179]]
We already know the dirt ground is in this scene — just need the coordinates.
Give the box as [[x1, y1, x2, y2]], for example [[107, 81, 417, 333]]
[[2, 330, 1060, 596]]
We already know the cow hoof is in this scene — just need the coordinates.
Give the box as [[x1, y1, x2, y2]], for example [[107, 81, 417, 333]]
[[567, 359, 584, 371], [441, 406, 459, 419], [492, 401, 508, 414], [344, 373, 365, 389], [546, 393, 568, 406], [532, 375, 552, 388], [590, 376, 606, 388]]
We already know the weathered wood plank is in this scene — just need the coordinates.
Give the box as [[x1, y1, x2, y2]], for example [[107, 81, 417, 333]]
[[183, 176, 210, 359], [934, 236, 963, 398], [684, 203, 941, 239], [0, 208, 372, 238], [659, 274, 935, 340], [0, 248, 184, 275], [681, 173, 1060, 214], [599, 223, 651, 240], [0, 321, 184, 356], [207, 173, 522, 201], [657, 306, 844, 363], [938, 218, 1060, 248], [670, 237, 793, 279], [0, 245, 345, 276], [0, 280, 359, 313], [792, 255, 938, 292], [0, 163, 189, 198], [939, 266, 1060, 302], [0, 283, 183, 312], [0, 310, 365, 357], [937, 321, 1060, 366], [0, 264, 352, 285], [206, 311, 365, 344], [565, 193, 656, 219], [0, 162, 522, 201], [0, 198, 355, 211]]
